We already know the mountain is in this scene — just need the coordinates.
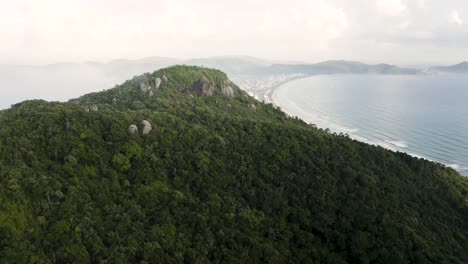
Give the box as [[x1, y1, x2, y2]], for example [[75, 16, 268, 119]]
[[261, 60, 421, 75], [0, 57, 425, 110], [431, 61, 468, 73], [0, 65, 467, 263]]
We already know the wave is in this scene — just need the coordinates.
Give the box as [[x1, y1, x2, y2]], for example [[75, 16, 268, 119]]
[[272, 91, 360, 135], [272, 80, 468, 176], [447, 164, 468, 176], [447, 163, 461, 170], [384, 140, 408, 148]]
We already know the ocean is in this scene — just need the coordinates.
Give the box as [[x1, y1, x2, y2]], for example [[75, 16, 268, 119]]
[[273, 74, 468, 176]]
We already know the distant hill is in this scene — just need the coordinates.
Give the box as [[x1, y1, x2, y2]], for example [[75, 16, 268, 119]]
[[261, 60, 421, 75], [0, 65, 467, 263], [1, 56, 461, 110], [431, 61, 468, 73]]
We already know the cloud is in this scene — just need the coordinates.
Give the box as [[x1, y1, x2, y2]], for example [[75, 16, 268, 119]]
[[416, 0, 426, 9], [0, 0, 349, 63], [448, 10, 463, 26], [376, 0, 408, 17], [2, 0, 468, 65]]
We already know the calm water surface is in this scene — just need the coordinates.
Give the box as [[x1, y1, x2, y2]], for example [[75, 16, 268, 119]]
[[274, 74, 468, 176]]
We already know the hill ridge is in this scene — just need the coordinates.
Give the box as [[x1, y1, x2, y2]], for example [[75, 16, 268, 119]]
[[0, 65, 467, 263]]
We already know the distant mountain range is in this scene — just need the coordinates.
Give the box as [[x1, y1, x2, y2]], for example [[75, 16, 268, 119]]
[[1, 56, 467, 109], [430, 61, 468, 73], [260, 60, 421, 75]]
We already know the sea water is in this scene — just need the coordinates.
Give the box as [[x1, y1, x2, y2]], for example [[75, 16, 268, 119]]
[[274, 74, 468, 176]]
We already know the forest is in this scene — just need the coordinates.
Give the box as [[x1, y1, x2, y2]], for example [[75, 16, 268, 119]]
[[0, 66, 467, 263]]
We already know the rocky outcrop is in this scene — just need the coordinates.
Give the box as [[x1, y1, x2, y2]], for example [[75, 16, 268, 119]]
[[250, 104, 257, 111], [189, 75, 238, 98], [222, 85, 235, 98], [141, 120, 152, 135], [191, 75, 216, 96], [128, 125, 138, 135], [162, 75, 169, 82]]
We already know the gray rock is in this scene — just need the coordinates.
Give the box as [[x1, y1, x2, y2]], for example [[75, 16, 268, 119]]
[[191, 75, 216, 96], [149, 90, 154, 97], [141, 120, 152, 135], [128, 125, 139, 135], [200, 75, 209, 83], [162, 75, 169, 82], [140, 82, 150, 93], [250, 104, 257, 111], [154, 78, 162, 89], [222, 85, 235, 98], [90, 105, 98, 112]]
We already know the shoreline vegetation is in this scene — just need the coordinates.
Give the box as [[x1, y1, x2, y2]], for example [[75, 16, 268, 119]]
[[0, 66, 467, 262]]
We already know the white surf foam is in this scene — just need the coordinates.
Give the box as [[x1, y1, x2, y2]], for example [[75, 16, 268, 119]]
[[385, 140, 408, 148], [272, 82, 468, 176], [447, 163, 460, 170]]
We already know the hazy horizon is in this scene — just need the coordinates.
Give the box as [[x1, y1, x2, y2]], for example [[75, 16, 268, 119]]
[[2, 0, 468, 66], [0, 54, 467, 68], [2, 0, 468, 109]]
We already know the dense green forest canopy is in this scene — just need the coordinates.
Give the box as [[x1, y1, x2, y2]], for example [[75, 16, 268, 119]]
[[0, 66, 467, 263]]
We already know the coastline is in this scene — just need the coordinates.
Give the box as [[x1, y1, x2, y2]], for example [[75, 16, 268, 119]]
[[268, 76, 309, 117], [269, 76, 468, 176]]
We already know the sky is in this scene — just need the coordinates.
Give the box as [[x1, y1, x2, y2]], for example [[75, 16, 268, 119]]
[[0, 0, 468, 65]]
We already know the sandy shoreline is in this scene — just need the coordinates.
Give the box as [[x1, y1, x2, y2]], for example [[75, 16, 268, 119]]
[[269, 77, 305, 118]]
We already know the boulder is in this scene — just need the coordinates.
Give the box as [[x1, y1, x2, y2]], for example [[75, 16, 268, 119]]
[[128, 125, 138, 135], [149, 90, 154, 97], [141, 120, 152, 135], [162, 75, 169, 82], [222, 85, 235, 98], [250, 104, 257, 111], [154, 78, 162, 89], [90, 105, 99, 112]]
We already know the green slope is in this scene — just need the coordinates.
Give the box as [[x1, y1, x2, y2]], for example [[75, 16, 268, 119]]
[[0, 66, 467, 263]]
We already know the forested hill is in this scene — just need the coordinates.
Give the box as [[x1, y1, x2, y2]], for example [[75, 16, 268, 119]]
[[0, 65, 467, 263]]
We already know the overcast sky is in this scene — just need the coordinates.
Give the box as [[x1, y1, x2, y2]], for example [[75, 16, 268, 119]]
[[1, 0, 467, 66]]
